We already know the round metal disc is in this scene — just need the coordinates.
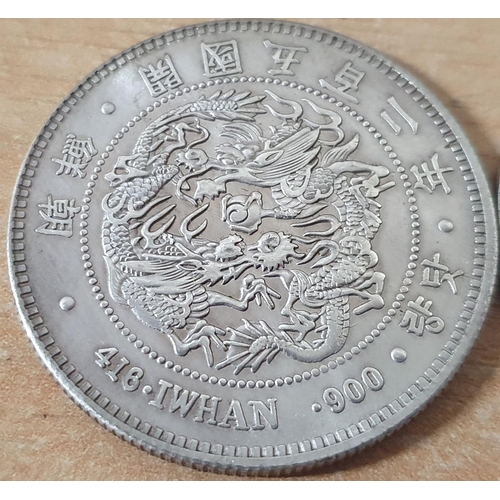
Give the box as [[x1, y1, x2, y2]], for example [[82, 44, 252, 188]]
[[8, 19, 498, 475]]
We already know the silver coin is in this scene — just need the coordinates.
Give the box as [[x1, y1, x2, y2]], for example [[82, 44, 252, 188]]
[[8, 19, 498, 475]]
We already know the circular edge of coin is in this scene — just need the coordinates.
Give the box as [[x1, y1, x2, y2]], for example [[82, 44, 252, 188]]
[[7, 19, 498, 476]]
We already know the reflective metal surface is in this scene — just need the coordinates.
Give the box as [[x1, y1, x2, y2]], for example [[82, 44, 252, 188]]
[[8, 19, 498, 475]]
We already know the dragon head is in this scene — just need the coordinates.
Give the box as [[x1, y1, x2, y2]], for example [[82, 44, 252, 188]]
[[104, 154, 150, 187]]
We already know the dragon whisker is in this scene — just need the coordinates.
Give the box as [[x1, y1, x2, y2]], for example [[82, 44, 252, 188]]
[[292, 214, 340, 238], [140, 203, 177, 249], [180, 203, 209, 244]]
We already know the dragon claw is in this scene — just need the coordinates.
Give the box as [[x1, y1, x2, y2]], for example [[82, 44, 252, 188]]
[[242, 277, 281, 309], [170, 321, 228, 366]]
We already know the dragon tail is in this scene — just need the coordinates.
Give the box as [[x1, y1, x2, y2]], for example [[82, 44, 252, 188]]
[[280, 295, 350, 363], [215, 319, 293, 375]]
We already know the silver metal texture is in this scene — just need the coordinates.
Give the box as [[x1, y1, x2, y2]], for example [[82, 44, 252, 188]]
[[8, 19, 498, 475]]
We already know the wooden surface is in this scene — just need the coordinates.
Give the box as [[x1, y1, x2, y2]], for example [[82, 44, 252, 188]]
[[1, 18, 499, 481]]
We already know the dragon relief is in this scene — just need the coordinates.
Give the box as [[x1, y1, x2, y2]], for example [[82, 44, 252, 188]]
[[101, 89, 395, 374]]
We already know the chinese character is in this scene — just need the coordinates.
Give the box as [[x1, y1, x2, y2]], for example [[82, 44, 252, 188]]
[[35, 195, 81, 237], [319, 61, 365, 104], [381, 96, 418, 135], [139, 55, 183, 97], [263, 39, 307, 76], [52, 134, 97, 179], [411, 153, 453, 194], [400, 296, 445, 336], [201, 40, 242, 77], [421, 253, 464, 294]]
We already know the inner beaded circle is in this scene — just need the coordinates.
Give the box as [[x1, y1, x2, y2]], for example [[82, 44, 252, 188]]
[[81, 76, 420, 388]]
